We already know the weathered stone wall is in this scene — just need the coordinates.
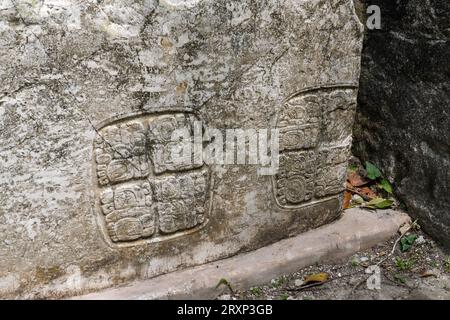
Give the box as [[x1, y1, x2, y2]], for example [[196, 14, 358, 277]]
[[353, 1, 450, 248], [0, 0, 363, 298]]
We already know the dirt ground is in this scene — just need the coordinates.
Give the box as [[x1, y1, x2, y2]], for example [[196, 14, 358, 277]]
[[218, 228, 450, 300]]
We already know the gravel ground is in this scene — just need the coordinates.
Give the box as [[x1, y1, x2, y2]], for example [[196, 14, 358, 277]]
[[217, 227, 450, 300]]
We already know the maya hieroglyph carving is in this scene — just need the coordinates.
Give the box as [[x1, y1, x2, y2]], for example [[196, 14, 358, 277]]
[[94, 84, 357, 245], [94, 111, 210, 244], [274, 85, 356, 208]]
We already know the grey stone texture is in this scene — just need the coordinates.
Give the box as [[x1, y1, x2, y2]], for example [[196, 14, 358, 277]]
[[0, 0, 363, 298], [353, 0, 450, 249]]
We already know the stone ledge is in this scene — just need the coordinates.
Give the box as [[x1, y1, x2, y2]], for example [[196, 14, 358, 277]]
[[72, 208, 410, 300]]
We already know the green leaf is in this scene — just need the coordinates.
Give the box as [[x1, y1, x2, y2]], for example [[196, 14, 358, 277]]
[[365, 161, 382, 180], [363, 197, 394, 209], [216, 278, 233, 293], [380, 178, 393, 193], [400, 234, 417, 252]]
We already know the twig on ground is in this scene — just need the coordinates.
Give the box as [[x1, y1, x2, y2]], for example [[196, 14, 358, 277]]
[[376, 220, 416, 267], [350, 277, 367, 295], [349, 220, 416, 298], [345, 187, 372, 201], [383, 273, 416, 290]]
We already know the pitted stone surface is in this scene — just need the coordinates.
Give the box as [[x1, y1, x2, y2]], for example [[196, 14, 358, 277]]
[[0, 0, 363, 298], [353, 0, 450, 249]]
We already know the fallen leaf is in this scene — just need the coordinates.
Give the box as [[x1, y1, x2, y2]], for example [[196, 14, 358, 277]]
[[351, 194, 365, 205], [302, 272, 329, 287], [365, 161, 382, 180], [420, 270, 438, 278], [216, 278, 234, 293], [343, 191, 352, 209], [363, 197, 394, 209], [400, 234, 417, 252], [347, 171, 370, 187], [379, 178, 393, 193], [358, 187, 377, 200]]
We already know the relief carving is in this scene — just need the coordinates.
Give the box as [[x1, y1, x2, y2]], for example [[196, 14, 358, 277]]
[[275, 151, 316, 205], [94, 121, 150, 185], [148, 114, 201, 174], [93, 111, 210, 246], [273, 85, 357, 208], [155, 169, 208, 234]]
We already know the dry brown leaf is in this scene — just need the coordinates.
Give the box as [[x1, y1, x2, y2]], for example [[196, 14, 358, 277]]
[[343, 191, 352, 209], [358, 186, 377, 200], [420, 270, 438, 278], [302, 272, 329, 287], [347, 171, 370, 187]]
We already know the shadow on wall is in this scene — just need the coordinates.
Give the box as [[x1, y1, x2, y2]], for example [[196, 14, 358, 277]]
[[352, 0, 450, 249]]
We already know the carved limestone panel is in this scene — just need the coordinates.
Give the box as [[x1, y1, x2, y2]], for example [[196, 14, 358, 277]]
[[273, 85, 357, 208], [93, 111, 210, 246]]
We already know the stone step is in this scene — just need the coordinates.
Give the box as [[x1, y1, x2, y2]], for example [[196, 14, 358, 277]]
[[72, 208, 410, 300]]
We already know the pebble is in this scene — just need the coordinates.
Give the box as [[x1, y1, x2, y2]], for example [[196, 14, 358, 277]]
[[360, 257, 369, 262], [294, 279, 303, 287], [348, 277, 360, 286], [416, 235, 426, 245]]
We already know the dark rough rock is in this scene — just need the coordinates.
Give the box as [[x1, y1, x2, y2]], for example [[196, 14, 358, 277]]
[[353, 0, 450, 248]]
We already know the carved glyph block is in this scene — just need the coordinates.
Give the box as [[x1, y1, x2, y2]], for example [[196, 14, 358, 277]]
[[93, 111, 210, 245], [94, 121, 150, 185], [273, 85, 356, 208], [155, 169, 208, 234]]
